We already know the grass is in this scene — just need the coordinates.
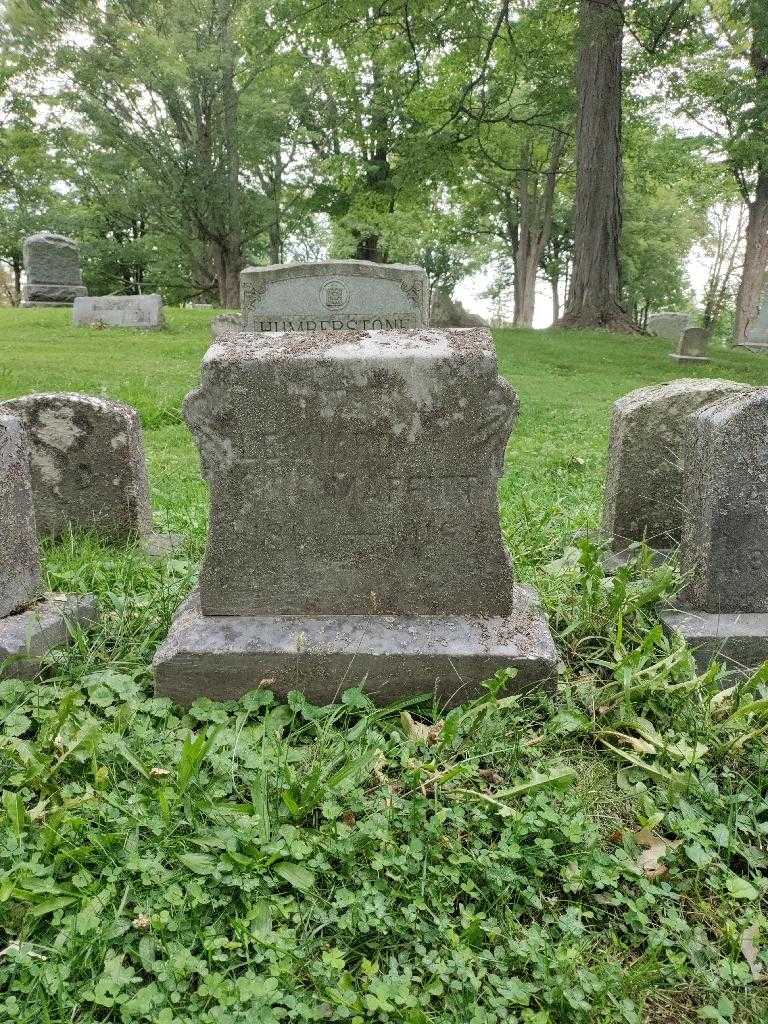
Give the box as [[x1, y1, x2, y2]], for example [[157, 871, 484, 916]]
[[1, 308, 767, 1023]]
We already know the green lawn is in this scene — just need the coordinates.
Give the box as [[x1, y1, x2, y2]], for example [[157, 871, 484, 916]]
[[1, 309, 767, 1023]]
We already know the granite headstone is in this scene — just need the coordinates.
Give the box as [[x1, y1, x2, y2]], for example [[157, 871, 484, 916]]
[[602, 379, 747, 560], [660, 389, 768, 672], [21, 232, 87, 307], [240, 260, 429, 332], [647, 312, 689, 343], [1, 393, 153, 542], [0, 415, 42, 618], [154, 326, 557, 706], [672, 327, 711, 362], [744, 289, 768, 349], [73, 294, 164, 329]]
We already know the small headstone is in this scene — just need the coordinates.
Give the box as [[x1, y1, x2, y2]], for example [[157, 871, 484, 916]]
[[0, 393, 152, 542], [660, 389, 768, 672], [212, 313, 242, 338], [672, 327, 711, 362], [744, 290, 768, 349], [21, 232, 87, 307], [185, 302, 213, 309], [647, 312, 689, 343], [154, 326, 557, 705], [0, 414, 98, 677], [240, 260, 429, 332], [0, 415, 42, 618], [602, 379, 747, 561], [430, 288, 488, 327], [73, 294, 165, 329]]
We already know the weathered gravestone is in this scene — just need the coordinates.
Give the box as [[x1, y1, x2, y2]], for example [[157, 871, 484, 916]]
[[0, 393, 180, 556], [21, 232, 87, 307], [660, 389, 768, 672], [430, 288, 488, 327], [241, 260, 429, 332], [647, 312, 689, 343], [73, 294, 164, 329], [154, 326, 557, 706], [672, 327, 711, 363], [602, 379, 747, 568], [743, 290, 768, 350], [0, 415, 97, 678]]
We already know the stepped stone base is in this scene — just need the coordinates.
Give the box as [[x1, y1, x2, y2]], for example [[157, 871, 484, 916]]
[[0, 594, 99, 679], [153, 585, 558, 707], [670, 354, 709, 363], [659, 605, 768, 675]]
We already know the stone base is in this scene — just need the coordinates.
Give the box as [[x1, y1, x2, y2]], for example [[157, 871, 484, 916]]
[[659, 605, 768, 675], [20, 301, 75, 309], [669, 354, 709, 363], [153, 585, 558, 707], [0, 594, 99, 679], [141, 532, 185, 559], [737, 341, 768, 354]]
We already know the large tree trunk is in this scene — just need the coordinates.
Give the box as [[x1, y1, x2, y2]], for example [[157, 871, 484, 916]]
[[558, 0, 635, 331], [12, 256, 21, 305], [732, 7, 768, 343]]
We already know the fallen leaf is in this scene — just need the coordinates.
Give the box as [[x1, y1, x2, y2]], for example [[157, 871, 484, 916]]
[[132, 914, 151, 930], [400, 711, 443, 745], [633, 828, 680, 878], [741, 925, 763, 980], [150, 767, 171, 779]]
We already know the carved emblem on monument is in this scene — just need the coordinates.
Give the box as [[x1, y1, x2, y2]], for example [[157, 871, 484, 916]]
[[320, 280, 350, 311]]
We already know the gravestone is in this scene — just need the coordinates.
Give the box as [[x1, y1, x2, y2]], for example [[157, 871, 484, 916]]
[[672, 327, 711, 363], [185, 302, 213, 309], [73, 294, 164, 329], [154, 326, 557, 706], [743, 290, 768, 349], [0, 393, 180, 556], [660, 389, 768, 672], [212, 313, 242, 338], [431, 288, 488, 327], [0, 415, 97, 678], [21, 232, 87, 307], [0, 415, 42, 618], [647, 312, 689, 343], [602, 379, 746, 566], [241, 260, 429, 332]]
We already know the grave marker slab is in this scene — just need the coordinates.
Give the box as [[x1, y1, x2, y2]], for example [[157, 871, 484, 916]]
[[0, 415, 42, 618], [0, 415, 98, 678], [647, 312, 689, 343], [743, 290, 768, 349], [73, 294, 164, 329], [672, 327, 711, 363], [1, 393, 153, 542], [154, 326, 557, 706], [660, 389, 768, 672], [241, 260, 429, 332], [21, 232, 87, 307], [602, 379, 746, 563]]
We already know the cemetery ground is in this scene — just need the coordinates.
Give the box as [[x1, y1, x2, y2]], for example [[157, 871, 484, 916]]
[[1, 309, 768, 1024]]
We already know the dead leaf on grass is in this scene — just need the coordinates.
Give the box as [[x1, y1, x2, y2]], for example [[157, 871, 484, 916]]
[[634, 828, 681, 878], [741, 925, 764, 980], [400, 711, 443, 745]]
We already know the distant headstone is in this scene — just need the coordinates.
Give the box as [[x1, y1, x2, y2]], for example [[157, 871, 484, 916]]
[[660, 389, 768, 672], [0, 415, 42, 618], [744, 290, 768, 349], [0, 414, 97, 678], [1, 393, 152, 542], [212, 313, 242, 338], [185, 302, 213, 309], [240, 260, 429, 332], [602, 379, 747, 561], [73, 294, 164, 329], [647, 312, 689, 343], [21, 232, 87, 307], [672, 327, 711, 362], [430, 288, 488, 327], [154, 326, 557, 705]]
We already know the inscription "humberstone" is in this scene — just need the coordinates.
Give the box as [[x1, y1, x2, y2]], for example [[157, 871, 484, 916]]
[[254, 316, 414, 331]]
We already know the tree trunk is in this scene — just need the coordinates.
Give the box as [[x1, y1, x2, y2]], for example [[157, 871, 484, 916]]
[[551, 273, 560, 323], [12, 256, 21, 305], [734, 179, 768, 343], [558, 0, 635, 331]]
